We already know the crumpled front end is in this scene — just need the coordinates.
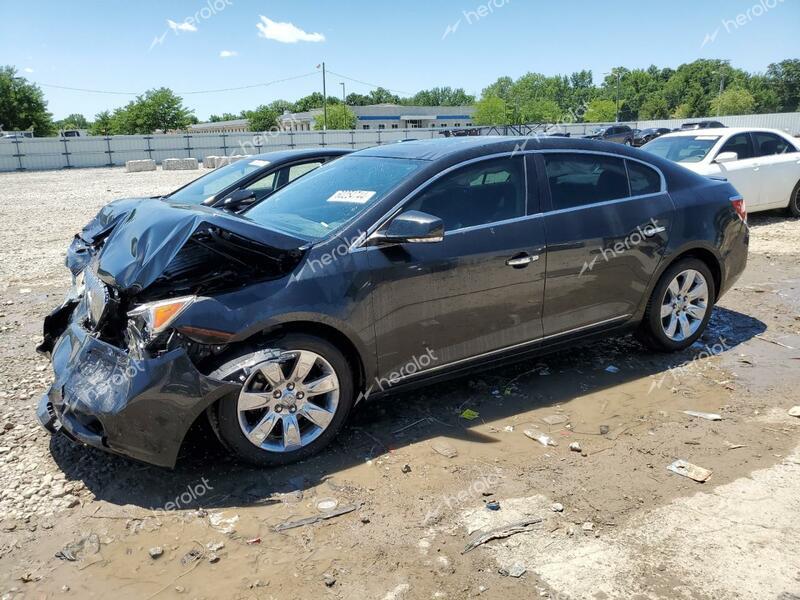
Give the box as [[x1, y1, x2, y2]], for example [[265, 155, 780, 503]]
[[37, 198, 306, 467]]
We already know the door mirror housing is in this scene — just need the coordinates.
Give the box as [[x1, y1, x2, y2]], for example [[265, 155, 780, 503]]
[[219, 188, 257, 210], [715, 151, 739, 164], [367, 210, 444, 246]]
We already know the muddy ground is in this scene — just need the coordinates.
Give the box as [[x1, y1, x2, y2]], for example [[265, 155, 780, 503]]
[[0, 167, 799, 600]]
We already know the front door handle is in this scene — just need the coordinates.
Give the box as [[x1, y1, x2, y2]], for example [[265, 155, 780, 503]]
[[506, 253, 539, 268]]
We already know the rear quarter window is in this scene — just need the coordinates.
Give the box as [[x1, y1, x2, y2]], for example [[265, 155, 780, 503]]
[[544, 153, 629, 210], [626, 160, 662, 196]]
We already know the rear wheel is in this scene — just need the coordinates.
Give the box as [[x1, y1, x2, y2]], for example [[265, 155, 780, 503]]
[[637, 258, 716, 352], [210, 334, 354, 467], [788, 181, 800, 217]]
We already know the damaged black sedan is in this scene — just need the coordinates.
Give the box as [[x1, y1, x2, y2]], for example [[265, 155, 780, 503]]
[[38, 137, 748, 468]]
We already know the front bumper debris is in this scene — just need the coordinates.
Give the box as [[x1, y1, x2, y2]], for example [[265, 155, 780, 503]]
[[37, 310, 238, 468]]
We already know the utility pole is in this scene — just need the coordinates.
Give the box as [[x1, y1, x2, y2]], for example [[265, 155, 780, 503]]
[[615, 70, 621, 123], [340, 82, 346, 104], [321, 62, 328, 130]]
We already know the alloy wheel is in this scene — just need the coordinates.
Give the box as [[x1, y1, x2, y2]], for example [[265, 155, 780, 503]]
[[236, 350, 340, 452], [660, 269, 709, 342]]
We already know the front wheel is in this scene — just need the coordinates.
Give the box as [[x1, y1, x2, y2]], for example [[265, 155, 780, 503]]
[[210, 334, 354, 467], [637, 258, 716, 352]]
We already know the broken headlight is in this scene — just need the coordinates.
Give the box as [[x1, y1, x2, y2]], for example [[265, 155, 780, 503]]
[[127, 296, 197, 340]]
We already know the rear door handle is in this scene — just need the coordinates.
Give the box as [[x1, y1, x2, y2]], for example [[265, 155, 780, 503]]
[[506, 253, 539, 268], [644, 225, 667, 236]]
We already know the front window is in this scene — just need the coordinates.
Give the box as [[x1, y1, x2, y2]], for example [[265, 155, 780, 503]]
[[169, 158, 274, 205], [642, 135, 721, 163], [243, 156, 425, 241]]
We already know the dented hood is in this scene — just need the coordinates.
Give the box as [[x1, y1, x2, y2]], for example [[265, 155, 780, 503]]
[[83, 198, 305, 294]]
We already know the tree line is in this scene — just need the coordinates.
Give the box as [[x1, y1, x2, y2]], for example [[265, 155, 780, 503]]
[[1, 59, 798, 136]]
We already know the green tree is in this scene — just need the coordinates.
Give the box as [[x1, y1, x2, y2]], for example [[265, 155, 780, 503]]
[[345, 92, 371, 106], [56, 113, 89, 130], [411, 87, 475, 106], [367, 87, 401, 104], [0, 65, 55, 135], [766, 59, 800, 111], [314, 104, 356, 130], [108, 88, 194, 134], [520, 99, 562, 123], [89, 111, 113, 136], [472, 96, 508, 125], [244, 105, 279, 131], [639, 94, 670, 120], [209, 112, 240, 122], [710, 88, 756, 116], [584, 99, 617, 122]]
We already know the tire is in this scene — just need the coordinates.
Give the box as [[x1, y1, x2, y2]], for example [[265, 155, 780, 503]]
[[788, 181, 800, 218], [210, 334, 355, 467], [636, 258, 716, 352]]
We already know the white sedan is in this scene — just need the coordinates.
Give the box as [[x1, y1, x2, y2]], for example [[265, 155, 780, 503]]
[[642, 127, 800, 216]]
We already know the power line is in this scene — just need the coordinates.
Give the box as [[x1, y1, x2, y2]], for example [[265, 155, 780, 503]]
[[325, 69, 412, 96], [36, 71, 319, 97]]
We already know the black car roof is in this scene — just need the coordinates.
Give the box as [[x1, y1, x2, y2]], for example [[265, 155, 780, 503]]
[[244, 147, 352, 162]]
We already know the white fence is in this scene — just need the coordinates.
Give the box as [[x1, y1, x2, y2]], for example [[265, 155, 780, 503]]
[[2, 112, 798, 172]]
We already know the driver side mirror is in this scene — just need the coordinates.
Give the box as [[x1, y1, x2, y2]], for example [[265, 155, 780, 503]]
[[366, 210, 444, 246], [218, 188, 256, 210], [715, 151, 739, 164]]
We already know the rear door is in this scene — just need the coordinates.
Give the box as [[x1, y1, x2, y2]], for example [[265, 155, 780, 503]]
[[365, 155, 546, 376], [538, 151, 672, 336], [709, 132, 762, 209], [750, 131, 800, 209]]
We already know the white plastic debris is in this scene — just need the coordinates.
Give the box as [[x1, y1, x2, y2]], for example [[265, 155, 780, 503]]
[[524, 429, 558, 447], [683, 410, 722, 421]]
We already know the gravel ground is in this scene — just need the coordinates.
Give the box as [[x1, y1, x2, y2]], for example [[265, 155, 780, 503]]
[[0, 167, 799, 599]]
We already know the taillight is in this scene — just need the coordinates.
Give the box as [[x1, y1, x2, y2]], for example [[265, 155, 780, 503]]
[[730, 194, 747, 224]]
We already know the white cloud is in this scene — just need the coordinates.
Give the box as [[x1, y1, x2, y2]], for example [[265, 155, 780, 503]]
[[23, 67, 34, 73], [256, 15, 325, 43], [219, 50, 238, 58], [167, 19, 198, 33]]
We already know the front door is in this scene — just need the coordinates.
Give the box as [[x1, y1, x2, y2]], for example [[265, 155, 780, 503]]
[[364, 155, 546, 379], [709, 132, 762, 209]]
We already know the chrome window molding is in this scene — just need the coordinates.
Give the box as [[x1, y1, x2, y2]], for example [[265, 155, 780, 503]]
[[350, 147, 669, 253]]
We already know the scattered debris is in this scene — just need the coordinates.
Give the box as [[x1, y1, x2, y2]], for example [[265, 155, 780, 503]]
[[181, 548, 203, 565], [551, 503, 564, 513], [401, 464, 412, 474], [524, 429, 558, 447], [569, 441, 582, 453], [431, 441, 458, 458], [503, 425, 514, 432], [55, 533, 100, 562], [460, 409, 480, 420], [605, 365, 620, 373], [725, 441, 747, 450], [499, 563, 527, 577], [582, 522, 594, 532], [208, 512, 239, 534], [599, 425, 610, 435], [148, 546, 164, 559], [754, 335, 795, 350], [245, 537, 262, 545], [485, 501, 501, 511], [667, 459, 712, 483], [683, 410, 722, 421], [316, 498, 339, 512], [462, 517, 543, 554], [275, 503, 360, 532], [789, 406, 800, 418], [323, 573, 337, 587], [542, 414, 568, 426]]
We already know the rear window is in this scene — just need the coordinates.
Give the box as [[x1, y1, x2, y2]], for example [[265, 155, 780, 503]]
[[752, 132, 797, 156], [544, 154, 629, 210], [642, 135, 720, 163]]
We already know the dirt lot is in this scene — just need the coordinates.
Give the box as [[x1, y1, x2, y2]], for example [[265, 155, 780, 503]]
[[0, 167, 799, 600]]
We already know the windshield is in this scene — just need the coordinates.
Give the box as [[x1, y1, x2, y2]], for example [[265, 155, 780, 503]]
[[642, 135, 721, 163], [168, 158, 273, 205], [244, 155, 425, 241]]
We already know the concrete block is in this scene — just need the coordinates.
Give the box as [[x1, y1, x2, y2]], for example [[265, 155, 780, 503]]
[[202, 156, 219, 168], [214, 154, 249, 168], [125, 159, 156, 173], [162, 158, 199, 171]]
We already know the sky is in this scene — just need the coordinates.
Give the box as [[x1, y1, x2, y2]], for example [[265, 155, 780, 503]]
[[1, 0, 799, 121]]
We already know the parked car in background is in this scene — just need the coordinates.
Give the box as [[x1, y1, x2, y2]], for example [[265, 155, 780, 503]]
[[677, 121, 726, 131], [37, 136, 748, 468], [584, 125, 635, 145], [642, 127, 800, 215], [633, 127, 672, 147]]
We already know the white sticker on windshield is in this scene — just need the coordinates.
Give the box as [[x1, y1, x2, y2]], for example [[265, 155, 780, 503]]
[[249, 159, 271, 167], [327, 190, 376, 204], [695, 136, 720, 141]]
